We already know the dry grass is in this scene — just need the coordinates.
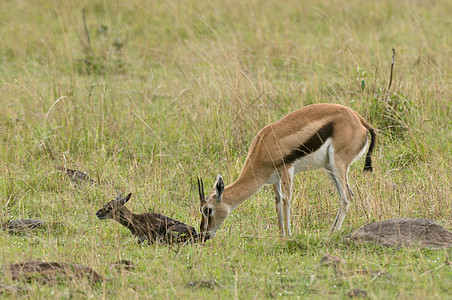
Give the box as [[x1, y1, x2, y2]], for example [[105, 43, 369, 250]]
[[0, 0, 451, 298]]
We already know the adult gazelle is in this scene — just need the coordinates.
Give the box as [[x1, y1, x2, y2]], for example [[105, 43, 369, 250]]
[[198, 103, 376, 240]]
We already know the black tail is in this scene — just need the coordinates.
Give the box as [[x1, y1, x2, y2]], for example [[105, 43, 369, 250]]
[[363, 128, 376, 172]]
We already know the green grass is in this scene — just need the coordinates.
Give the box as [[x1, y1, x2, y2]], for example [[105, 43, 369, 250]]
[[0, 0, 451, 298]]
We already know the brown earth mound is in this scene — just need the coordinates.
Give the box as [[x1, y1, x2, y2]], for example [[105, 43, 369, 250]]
[[3, 261, 102, 284], [1, 219, 46, 234], [348, 218, 452, 249]]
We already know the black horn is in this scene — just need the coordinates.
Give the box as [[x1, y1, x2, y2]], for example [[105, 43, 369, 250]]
[[197, 177, 205, 203]]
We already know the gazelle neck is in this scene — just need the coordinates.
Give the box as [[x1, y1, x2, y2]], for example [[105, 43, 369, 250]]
[[222, 171, 265, 210]]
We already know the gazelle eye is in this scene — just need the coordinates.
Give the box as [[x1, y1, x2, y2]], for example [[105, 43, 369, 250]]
[[203, 207, 213, 217]]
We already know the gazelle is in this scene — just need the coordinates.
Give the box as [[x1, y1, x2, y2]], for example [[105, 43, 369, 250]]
[[198, 103, 376, 240]]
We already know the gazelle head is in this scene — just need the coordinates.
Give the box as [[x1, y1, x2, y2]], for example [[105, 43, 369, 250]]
[[96, 192, 132, 220], [198, 175, 230, 241]]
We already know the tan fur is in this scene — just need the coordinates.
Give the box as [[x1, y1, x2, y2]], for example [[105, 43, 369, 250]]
[[199, 103, 375, 239]]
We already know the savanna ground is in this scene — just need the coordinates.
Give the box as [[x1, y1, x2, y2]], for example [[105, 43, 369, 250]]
[[0, 0, 451, 298]]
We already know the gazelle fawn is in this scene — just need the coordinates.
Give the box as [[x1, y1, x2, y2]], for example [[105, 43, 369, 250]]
[[198, 103, 376, 240], [96, 192, 198, 244]]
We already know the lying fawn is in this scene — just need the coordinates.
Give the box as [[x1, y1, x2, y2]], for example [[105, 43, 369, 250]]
[[96, 192, 198, 244]]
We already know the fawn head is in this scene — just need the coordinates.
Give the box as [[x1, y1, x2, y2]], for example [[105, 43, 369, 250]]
[[96, 192, 132, 220], [198, 175, 229, 241]]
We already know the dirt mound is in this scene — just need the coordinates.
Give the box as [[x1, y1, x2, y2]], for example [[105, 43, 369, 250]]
[[348, 218, 452, 249], [1, 219, 46, 234], [3, 261, 102, 284]]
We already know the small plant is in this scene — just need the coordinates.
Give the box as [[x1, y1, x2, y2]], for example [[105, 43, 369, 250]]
[[75, 8, 126, 75], [368, 91, 415, 140], [364, 49, 417, 140], [355, 65, 367, 92]]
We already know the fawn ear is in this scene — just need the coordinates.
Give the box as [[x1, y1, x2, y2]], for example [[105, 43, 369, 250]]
[[214, 174, 224, 202], [120, 193, 132, 205], [115, 192, 123, 201]]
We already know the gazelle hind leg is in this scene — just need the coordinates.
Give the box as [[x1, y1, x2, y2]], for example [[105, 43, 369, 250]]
[[280, 164, 295, 236], [272, 182, 284, 236], [329, 167, 352, 232], [327, 146, 352, 233], [346, 176, 354, 197], [327, 170, 342, 231], [327, 170, 353, 215]]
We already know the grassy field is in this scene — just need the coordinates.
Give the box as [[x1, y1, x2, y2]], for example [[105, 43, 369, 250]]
[[0, 0, 451, 298]]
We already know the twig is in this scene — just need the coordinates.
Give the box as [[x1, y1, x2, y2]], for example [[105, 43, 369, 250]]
[[276, 256, 286, 289], [387, 48, 395, 92], [419, 263, 446, 277], [44, 96, 67, 126], [132, 111, 161, 142], [368, 271, 384, 282], [82, 7, 92, 53]]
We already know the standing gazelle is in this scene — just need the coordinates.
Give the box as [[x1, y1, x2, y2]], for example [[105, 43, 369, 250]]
[[198, 103, 376, 240]]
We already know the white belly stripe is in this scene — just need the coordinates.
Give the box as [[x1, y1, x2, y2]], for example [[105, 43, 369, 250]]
[[293, 138, 332, 173], [265, 138, 332, 184]]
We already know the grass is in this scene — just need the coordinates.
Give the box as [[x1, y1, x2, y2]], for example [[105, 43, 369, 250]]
[[0, 0, 451, 298]]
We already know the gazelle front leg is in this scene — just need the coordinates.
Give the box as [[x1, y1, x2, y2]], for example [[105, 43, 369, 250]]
[[280, 164, 295, 236], [272, 181, 284, 236]]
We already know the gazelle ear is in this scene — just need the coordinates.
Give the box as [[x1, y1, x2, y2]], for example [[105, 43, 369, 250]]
[[120, 193, 132, 205], [214, 174, 224, 202], [115, 192, 122, 201]]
